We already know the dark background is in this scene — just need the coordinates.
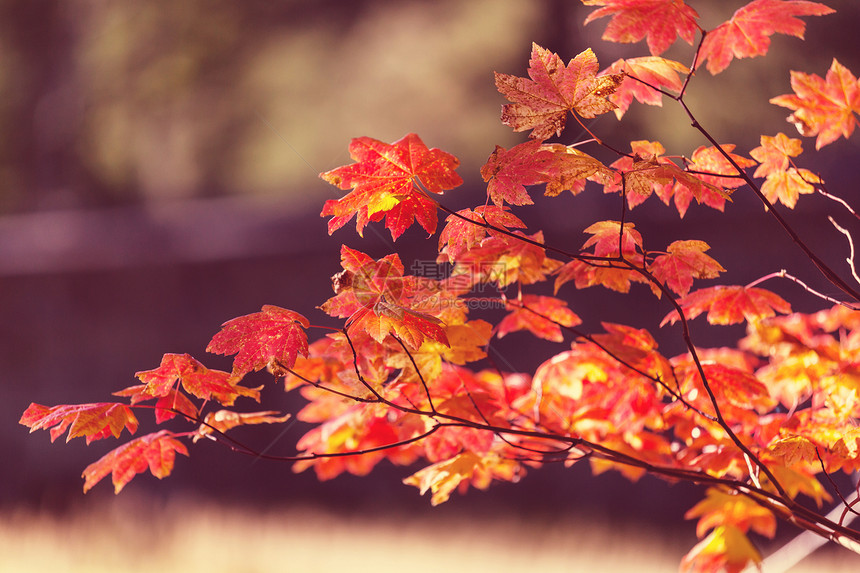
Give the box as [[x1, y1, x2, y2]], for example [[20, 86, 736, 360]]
[[4, 0, 860, 560]]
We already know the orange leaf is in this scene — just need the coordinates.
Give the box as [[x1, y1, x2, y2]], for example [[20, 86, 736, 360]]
[[437, 206, 525, 263], [771, 59, 860, 149], [82, 430, 188, 494], [680, 525, 761, 573], [699, 0, 834, 75], [495, 44, 623, 139], [749, 133, 821, 208], [582, 0, 700, 56], [770, 435, 819, 466], [648, 240, 725, 297], [582, 220, 643, 257], [602, 56, 689, 119], [20, 402, 138, 444], [662, 285, 791, 326], [192, 410, 291, 443], [542, 143, 612, 197], [480, 140, 556, 206], [685, 488, 776, 538], [207, 305, 310, 377], [135, 353, 260, 406], [403, 451, 521, 506], [321, 246, 449, 349], [498, 295, 582, 342], [320, 133, 462, 239]]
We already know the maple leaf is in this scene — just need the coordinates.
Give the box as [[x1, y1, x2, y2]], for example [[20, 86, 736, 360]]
[[320, 133, 463, 239], [112, 385, 199, 423], [554, 221, 646, 294], [749, 132, 819, 208], [135, 353, 261, 406], [437, 206, 526, 263], [82, 430, 189, 494], [480, 139, 556, 206], [320, 246, 449, 349], [699, 0, 834, 75], [601, 56, 689, 119], [602, 141, 728, 216], [403, 451, 521, 506], [648, 240, 725, 297], [192, 410, 291, 443], [542, 143, 613, 197], [662, 285, 791, 326], [206, 305, 310, 377], [686, 488, 776, 539], [771, 58, 860, 149], [495, 44, 623, 139], [582, 220, 643, 257], [497, 295, 582, 342], [20, 402, 138, 444], [582, 0, 700, 56], [453, 230, 561, 288], [680, 525, 761, 573], [769, 435, 819, 467]]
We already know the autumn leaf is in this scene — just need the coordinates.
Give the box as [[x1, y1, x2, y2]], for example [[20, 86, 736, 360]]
[[542, 143, 613, 197], [770, 435, 819, 466], [192, 410, 291, 443], [480, 140, 556, 206], [582, 0, 700, 56], [680, 525, 761, 573], [135, 353, 261, 406], [453, 231, 561, 288], [602, 140, 727, 216], [403, 451, 521, 506], [82, 430, 188, 494], [648, 240, 725, 297], [582, 220, 643, 257], [554, 221, 646, 294], [601, 56, 689, 119], [495, 44, 623, 139], [749, 132, 819, 208], [437, 206, 526, 263], [20, 402, 138, 444], [771, 58, 860, 149], [662, 285, 791, 326], [699, 0, 834, 75], [497, 295, 582, 342], [320, 246, 449, 349], [320, 133, 463, 239], [685, 488, 777, 539], [207, 305, 310, 377]]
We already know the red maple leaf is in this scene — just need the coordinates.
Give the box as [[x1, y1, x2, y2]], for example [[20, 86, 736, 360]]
[[771, 59, 860, 149], [20, 402, 139, 444], [495, 44, 623, 139], [207, 305, 310, 377], [113, 385, 199, 424], [82, 430, 189, 493], [480, 140, 556, 206], [437, 206, 526, 263], [648, 240, 725, 297], [699, 0, 834, 75], [601, 56, 689, 119], [498, 295, 582, 342], [320, 246, 449, 349], [662, 285, 791, 326], [135, 353, 260, 406], [320, 133, 463, 239], [582, 0, 701, 56]]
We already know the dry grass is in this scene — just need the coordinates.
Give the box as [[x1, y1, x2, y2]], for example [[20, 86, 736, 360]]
[[0, 497, 857, 572]]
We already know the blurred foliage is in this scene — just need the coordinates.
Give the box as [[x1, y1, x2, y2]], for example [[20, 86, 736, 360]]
[[0, 0, 541, 214]]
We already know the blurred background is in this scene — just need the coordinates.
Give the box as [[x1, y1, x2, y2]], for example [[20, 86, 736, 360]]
[[4, 0, 860, 571]]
